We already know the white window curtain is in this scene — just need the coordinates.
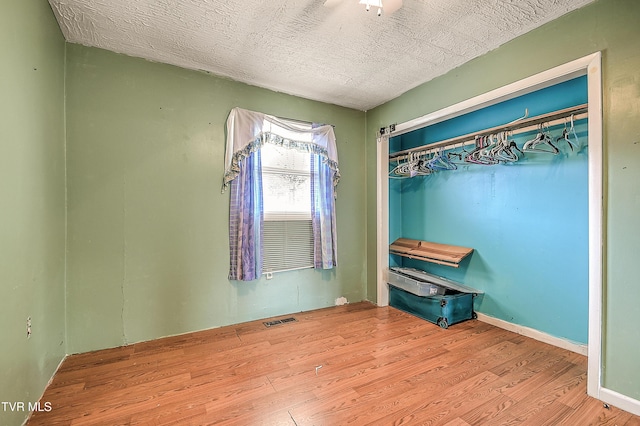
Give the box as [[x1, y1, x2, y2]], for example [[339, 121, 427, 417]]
[[223, 107, 340, 281]]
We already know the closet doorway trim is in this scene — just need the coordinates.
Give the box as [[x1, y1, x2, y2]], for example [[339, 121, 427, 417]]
[[376, 52, 603, 400]]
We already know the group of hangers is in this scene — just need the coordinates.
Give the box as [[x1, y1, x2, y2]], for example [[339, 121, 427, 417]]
[[465, 132, 523, 165], [389, 146, 471, 178], [389, 148, 462, 178], [523, 115, 580, 154], [389, 114, 581, 179], [389, 151, 432, 178]]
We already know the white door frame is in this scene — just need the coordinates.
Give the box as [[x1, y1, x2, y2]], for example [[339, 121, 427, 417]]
[[376, 52, 604, 399]]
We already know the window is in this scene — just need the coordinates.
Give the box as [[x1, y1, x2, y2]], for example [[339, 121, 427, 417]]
[[225, 107, 339, 281], [261, 123, 314, 272]]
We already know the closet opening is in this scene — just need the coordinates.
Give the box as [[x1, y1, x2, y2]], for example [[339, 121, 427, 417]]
[[376, 52, 602, 398]]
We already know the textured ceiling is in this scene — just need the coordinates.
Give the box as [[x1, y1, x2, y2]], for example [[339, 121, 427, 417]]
[[48, 0, 595, 111]]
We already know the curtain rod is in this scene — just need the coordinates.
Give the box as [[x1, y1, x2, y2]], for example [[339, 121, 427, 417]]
[[389, 103, 588, 161], [277, 114, 335, 128]]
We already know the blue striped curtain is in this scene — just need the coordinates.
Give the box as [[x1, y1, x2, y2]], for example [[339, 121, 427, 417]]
[[311, 154, 338, 269], [228, 150, 263, 281]]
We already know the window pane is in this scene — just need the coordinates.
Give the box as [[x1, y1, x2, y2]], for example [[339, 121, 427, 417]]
[[261, 144, 310, 173], [262, 144, 311, 220], [262, 171, 310, 220]]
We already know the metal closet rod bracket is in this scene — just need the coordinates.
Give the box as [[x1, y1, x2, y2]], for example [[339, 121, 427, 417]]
[[380, 123, 396, 137]]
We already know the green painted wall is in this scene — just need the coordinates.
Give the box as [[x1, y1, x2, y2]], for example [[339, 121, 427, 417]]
[[4, 0, 639, 420], [65, 44, 367, 354], [0, 1, 67, 425], [366, 0, 640, 401]]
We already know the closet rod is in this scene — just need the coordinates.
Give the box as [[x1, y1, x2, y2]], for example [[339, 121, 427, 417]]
[[389, 103, 588, 161]]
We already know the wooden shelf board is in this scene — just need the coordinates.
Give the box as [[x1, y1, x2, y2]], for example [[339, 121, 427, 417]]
[[389, 238, 474, 268]]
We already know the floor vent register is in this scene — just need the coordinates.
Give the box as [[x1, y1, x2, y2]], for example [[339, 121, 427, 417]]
[[263, 317, 297, 327]]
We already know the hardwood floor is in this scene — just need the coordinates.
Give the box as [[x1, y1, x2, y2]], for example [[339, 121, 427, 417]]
[[28, 302, 640, 425]]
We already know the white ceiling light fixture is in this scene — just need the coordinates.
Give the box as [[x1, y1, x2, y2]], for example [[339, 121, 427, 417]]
[[360, 0, 383, 16], [324, 0, 403, 16]]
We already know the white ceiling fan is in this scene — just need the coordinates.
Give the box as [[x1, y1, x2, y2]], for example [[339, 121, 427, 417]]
[[324, 0, 403, 16]]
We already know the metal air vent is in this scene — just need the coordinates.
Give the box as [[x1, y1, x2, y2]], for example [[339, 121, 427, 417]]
[[263, 317, 297, 327]]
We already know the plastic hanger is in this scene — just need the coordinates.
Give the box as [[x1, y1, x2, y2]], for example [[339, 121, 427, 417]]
[[556, 117, 579, 151], [428, 149, 457, 171], [569, 114, 581, 150], [492, 131, 521, 163], [389, 151, 432, 178], [466, 135, 499, 165], [523, 124, 559, 154]]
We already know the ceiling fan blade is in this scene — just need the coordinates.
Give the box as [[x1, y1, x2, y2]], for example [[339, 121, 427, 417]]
[[383, 0, 402, 14], [323, 0, 342, 7]]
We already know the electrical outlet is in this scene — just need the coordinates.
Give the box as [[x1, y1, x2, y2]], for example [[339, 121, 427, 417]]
[[26, 316, 32, 339]]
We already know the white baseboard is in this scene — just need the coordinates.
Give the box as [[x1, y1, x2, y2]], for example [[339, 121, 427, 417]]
[[600, 387, 640, 417], [475, 312, 588, 356], [476, 313, 640, 416]]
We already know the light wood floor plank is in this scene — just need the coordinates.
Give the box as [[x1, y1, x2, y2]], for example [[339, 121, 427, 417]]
[[27, 302, 640, 425]]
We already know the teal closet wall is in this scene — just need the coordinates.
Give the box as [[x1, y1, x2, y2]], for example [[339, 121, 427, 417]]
[[389, 77, 589, 344]]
